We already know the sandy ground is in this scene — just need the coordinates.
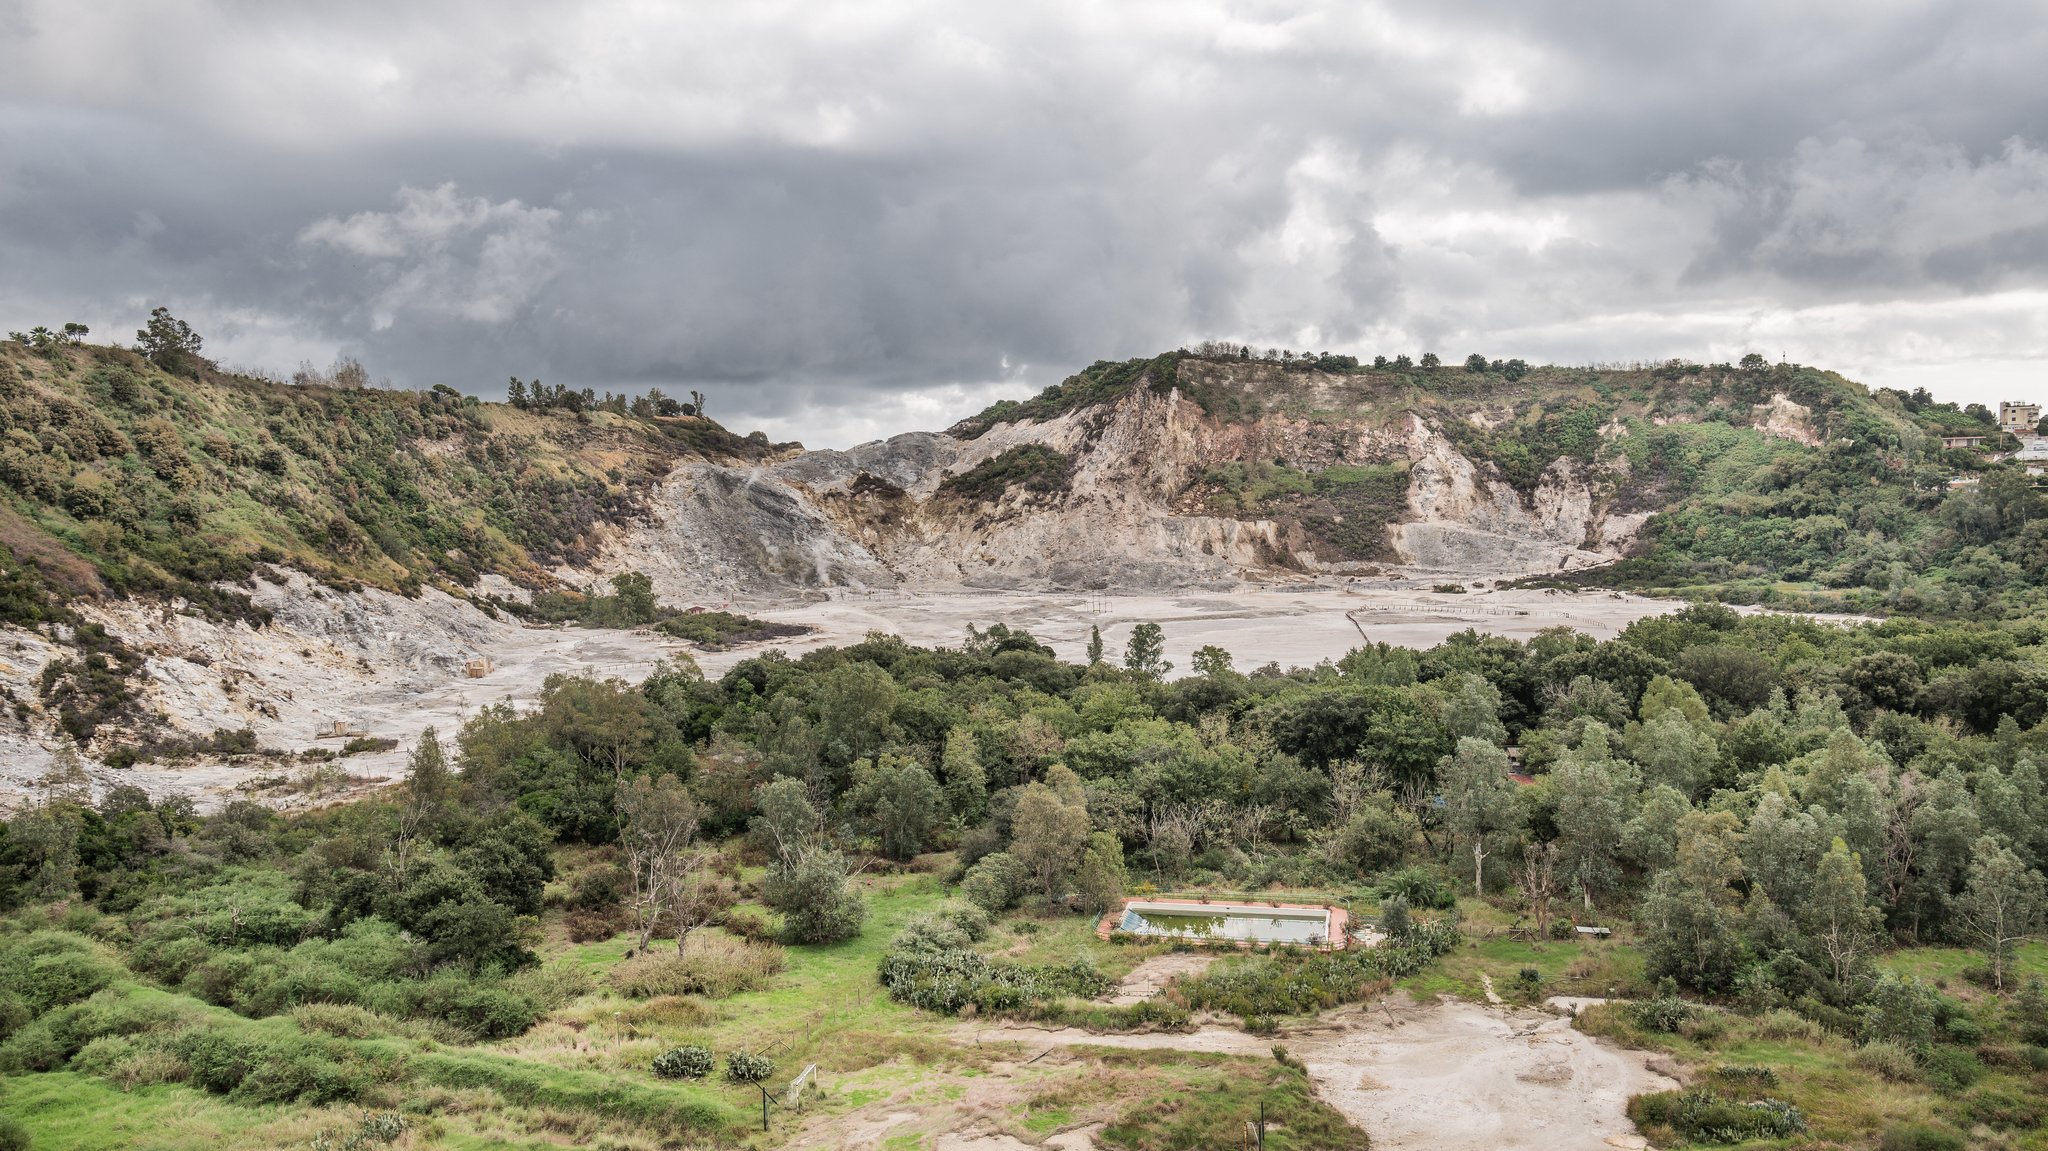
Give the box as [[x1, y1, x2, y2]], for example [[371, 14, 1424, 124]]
[[958, 993, 1676, 1151], [712, 583, 1696, 679]]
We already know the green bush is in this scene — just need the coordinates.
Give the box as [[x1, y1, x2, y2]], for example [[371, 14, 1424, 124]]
[[724, 1051, 774, 1083], [960, 853, 1030, 915], [1853, 1040, 1920, 1082], [1877, 1123, 1964, 1151], [1629, 992, 1695, 1033], [1916, 1045, 1981, 1094], [652, 1045, 715, 1079], [1375, 867, 1454, 910], [1631, 1089, 1805, 1144], [0, 1114, 28, 1151]]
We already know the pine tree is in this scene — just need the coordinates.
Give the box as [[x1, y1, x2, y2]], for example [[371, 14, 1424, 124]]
[[1086, 625, 1104, 666]]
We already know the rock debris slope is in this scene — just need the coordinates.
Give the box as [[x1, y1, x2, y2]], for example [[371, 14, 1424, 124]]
[[591, 355, 1657, 603]]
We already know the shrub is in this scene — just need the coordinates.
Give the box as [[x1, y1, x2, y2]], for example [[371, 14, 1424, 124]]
[[291, 1003, 390, 1040], [1916, 1045, 1980, 1094], [1962, 1083, 2045, 1130], [1853, 1040, 1920, 1082], [565, 908, 627, 943], [1629, 992, 1695, 1034], [651, 1045, 715, 1080], [12, 949, 118, 1012], [1751, 1008, 1822, 1041], [724, 1051, 774, 1083], [1376, 867, 1455, 909], [0, 1115, 27, 1151], [960, 853, 1031, 915], [610, 936, 785, 999], [1877, 1123, 1964, 1151], [1709, 1065, 1779, 1089], [503, 963, 593, 1011], [1631, 1088, 1805, 1144]]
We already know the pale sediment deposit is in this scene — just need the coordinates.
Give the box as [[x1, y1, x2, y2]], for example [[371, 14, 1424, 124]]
[[960, 993, 1676, 1151]]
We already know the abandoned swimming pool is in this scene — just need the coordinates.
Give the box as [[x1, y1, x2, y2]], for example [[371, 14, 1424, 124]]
[[1100, 899, 1350, 950]]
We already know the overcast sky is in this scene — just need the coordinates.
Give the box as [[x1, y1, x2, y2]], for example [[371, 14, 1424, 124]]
[[4, 1, 2046, 448]]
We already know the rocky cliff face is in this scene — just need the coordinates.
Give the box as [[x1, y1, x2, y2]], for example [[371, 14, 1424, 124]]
[[587, 361, 1648, 603]]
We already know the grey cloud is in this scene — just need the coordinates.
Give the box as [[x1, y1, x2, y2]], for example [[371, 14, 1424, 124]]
[[2, 1, 2046, 445]]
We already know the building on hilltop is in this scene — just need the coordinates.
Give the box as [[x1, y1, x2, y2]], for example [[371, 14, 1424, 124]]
[[2000, 401, 2040, 434]]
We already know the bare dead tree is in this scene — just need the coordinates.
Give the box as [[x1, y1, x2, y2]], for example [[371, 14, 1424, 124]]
[[618, 773, 702, 951], [1523, 841, 1561, 941]]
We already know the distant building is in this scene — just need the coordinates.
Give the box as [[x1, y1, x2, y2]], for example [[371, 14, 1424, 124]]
[[1941, 434, 1990, 449], [2000, 401, 2040, 434], [2013, 437, 2048, 464]]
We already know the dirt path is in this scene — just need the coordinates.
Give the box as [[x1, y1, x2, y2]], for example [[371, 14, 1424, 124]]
[[962, 993, 1675, 1151]]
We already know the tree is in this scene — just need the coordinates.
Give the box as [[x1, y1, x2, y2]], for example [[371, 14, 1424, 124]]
[[1630, 709, 1718, 797], [1444, 672, 1507, 746], [1523, 840, 1561, 939], [813, 661, 898, 772], [1640, 811, 1748, 991], [508, 377, 529, 408], [61, 322, 88, 343], [1953, 835, 2047, 990], [1419, 352, 1441, 369], [749, 777, 821, 868], [134, 306, 204, 373], [1192, 644, 1233, 678], [1464, 353, 1490, 372], [765, 847, 866, 943], [1124, 622, 1171, 679], [392, 728, 454, 893], [616, 773, 701, 951], [1551, 728, 1632, 910], [1075, 831, 1127, 914], [1439, 738, 1522, 895], [1086, 626, 1104, 666], [1804, 838, 1883, 985], [1010, 768, 1093, 899], [848, 755, 943, 860], [1739, 352, 1768, 372], [939, 726, 987, 822]]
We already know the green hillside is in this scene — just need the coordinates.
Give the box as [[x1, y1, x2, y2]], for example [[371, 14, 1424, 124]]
[[0, 333, 780, 628], [958, 348, 2045, 617]]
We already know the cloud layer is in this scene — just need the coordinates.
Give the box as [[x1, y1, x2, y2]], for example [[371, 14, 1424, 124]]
[[3, 1, 2045, 446]]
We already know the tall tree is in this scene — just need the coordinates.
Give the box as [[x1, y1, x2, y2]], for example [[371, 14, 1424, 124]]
[[1953, 835, 2047, 990], [1439, 737, 1522, 895], [1551, 726, 1633, 910], [1086, 626, 1105, 666], [939, 726, 987, 822], [1123, 622, 1171, 680], [1804, 838, 1883, 985], [1011, 767, 1093, 897]]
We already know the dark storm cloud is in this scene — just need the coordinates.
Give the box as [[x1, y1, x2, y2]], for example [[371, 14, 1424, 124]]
[[3, 1, 2045, 445]]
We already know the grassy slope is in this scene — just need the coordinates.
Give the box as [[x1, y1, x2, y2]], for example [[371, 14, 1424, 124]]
[[6, 874, 1375, 1151], [0, 341, 781, 619]]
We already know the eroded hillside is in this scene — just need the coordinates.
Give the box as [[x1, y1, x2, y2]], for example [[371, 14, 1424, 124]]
[[585, 351, 1941, 603]]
